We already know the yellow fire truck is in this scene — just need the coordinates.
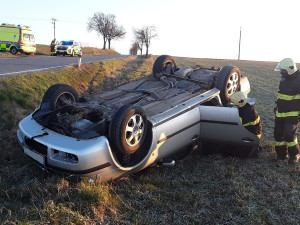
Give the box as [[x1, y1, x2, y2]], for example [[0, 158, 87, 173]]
[[0, 23, 36, 55]]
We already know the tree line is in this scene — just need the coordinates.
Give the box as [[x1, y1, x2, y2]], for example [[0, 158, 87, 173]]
[[87, 12, 157, 57]]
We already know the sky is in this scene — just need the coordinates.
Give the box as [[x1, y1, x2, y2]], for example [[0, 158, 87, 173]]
[[1, 0, 300, 62]]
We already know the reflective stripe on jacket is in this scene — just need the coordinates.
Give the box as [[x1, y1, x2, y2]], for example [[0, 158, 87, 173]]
[[276, 70, 300, 119], [239, 103, 262, 138]]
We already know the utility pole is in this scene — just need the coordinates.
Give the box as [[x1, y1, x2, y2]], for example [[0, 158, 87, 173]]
[[51, 18, 57, 40], [238, 26, 242, 60]]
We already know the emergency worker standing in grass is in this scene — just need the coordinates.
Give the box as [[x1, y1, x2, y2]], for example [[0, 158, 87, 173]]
[[223, 91, 262, 158], [274, 58, 300, 164]]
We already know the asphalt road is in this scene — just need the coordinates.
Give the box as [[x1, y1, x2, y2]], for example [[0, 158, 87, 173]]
[[0, 54, 128, 77]]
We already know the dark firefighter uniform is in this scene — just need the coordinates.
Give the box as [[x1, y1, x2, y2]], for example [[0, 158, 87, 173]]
[[220, 102, 262, 158], [274, 70, 300, 160], [239, 103, 262, 139]]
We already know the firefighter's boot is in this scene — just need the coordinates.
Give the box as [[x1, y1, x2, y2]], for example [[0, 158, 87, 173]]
[[275, 145, 288, 160], [288, 146, 299, 165]]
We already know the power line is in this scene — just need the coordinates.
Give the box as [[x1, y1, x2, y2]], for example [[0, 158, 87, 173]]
[[0, 17, 85, 24], [0, 17, 49, 22], [51, 18, 57, 40]]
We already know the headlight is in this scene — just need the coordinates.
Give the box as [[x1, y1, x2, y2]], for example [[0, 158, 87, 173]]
[[50, 148, 78, 164]]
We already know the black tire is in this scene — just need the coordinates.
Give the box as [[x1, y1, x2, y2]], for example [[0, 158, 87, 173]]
[[152, 55, 177, 78], [215, 65, 241, 106], [10, 47, 17, 55], [42, 84, 78, 110], [109, 105, 148, 156]]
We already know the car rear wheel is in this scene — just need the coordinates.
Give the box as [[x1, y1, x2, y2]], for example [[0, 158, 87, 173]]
[[10, 47, 17, 55], [152, 55, 177, 78], [215, 65, 241, 106], [42, 84, 78, 110], [109, 105, 148, 164]]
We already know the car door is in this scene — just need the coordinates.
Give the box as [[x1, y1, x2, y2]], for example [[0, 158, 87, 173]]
[[198, 105, 259, 146], [151, 107, 201, 160]]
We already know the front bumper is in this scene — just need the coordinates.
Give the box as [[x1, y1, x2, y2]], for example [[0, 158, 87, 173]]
[[20, 46, 36, 54], [56, 48, 73, 55], [17, 114, 117, 177]]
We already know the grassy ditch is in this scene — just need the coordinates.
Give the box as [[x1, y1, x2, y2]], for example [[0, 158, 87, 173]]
[[1, 56, 300, 224]]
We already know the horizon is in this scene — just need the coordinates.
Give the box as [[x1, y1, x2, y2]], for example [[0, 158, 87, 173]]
[[1, 0, 300, 63]]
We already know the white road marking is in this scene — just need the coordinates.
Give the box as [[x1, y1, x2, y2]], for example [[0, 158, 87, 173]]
[[0, 55, 127, 77], [0, 64, 71, 76]]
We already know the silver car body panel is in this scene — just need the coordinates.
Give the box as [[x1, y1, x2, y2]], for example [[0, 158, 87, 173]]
[[17, 65, 258, 181], [199, 105, 259, 146]]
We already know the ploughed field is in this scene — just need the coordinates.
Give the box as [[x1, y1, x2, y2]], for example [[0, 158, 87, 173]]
[[0, 55, 300, 224]]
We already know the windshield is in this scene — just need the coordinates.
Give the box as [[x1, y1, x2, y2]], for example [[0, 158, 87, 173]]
[[60, 41, 73, 45], [23, 34, 35, 42]]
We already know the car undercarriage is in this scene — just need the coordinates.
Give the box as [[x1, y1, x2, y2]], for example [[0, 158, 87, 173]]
[[17, 55, 258, 182]]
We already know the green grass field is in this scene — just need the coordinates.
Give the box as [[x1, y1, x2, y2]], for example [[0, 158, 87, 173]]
[[1, 56, 300, 224]]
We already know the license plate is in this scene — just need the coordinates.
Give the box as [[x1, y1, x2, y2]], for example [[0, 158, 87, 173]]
[[24, 146, 45, 165], [59, 50, 65, 53]]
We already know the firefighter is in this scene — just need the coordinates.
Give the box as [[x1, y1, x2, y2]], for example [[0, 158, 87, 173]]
[[274, 58, 300, 164], [223, 91, 262, 158], [206, 91, 262, 158], [230, 91, 262, 139], [50, 39, 56, 54]]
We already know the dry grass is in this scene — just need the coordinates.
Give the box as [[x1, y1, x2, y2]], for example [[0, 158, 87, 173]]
[[1, 55, 300, 224]]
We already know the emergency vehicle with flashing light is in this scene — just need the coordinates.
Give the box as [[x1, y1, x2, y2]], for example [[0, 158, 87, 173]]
[[0, 23, 36, 55], [55, 40, 81, 57]]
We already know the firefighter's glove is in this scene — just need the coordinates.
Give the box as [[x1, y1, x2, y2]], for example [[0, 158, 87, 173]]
[[273, 106, 278, 114]]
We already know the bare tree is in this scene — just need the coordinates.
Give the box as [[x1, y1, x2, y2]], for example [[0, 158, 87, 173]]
[[134, 29, 145, 55], [143, 26, 157, 57], [133, 26, 157, 57], [87, 12, 125, 50], [87, 12, 110, 49], [129, 42, 139, 55], [107, 20, 126, 49]]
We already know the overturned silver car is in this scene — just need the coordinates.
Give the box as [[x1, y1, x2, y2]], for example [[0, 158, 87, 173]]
[[17, 55, 259, 181]]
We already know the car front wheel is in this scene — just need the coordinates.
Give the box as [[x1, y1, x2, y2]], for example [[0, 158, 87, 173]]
[[109, 105, 148, 164], [42, 84, 79, 110], [152, 55, 177, 78], [215, 65, 241, 106]]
